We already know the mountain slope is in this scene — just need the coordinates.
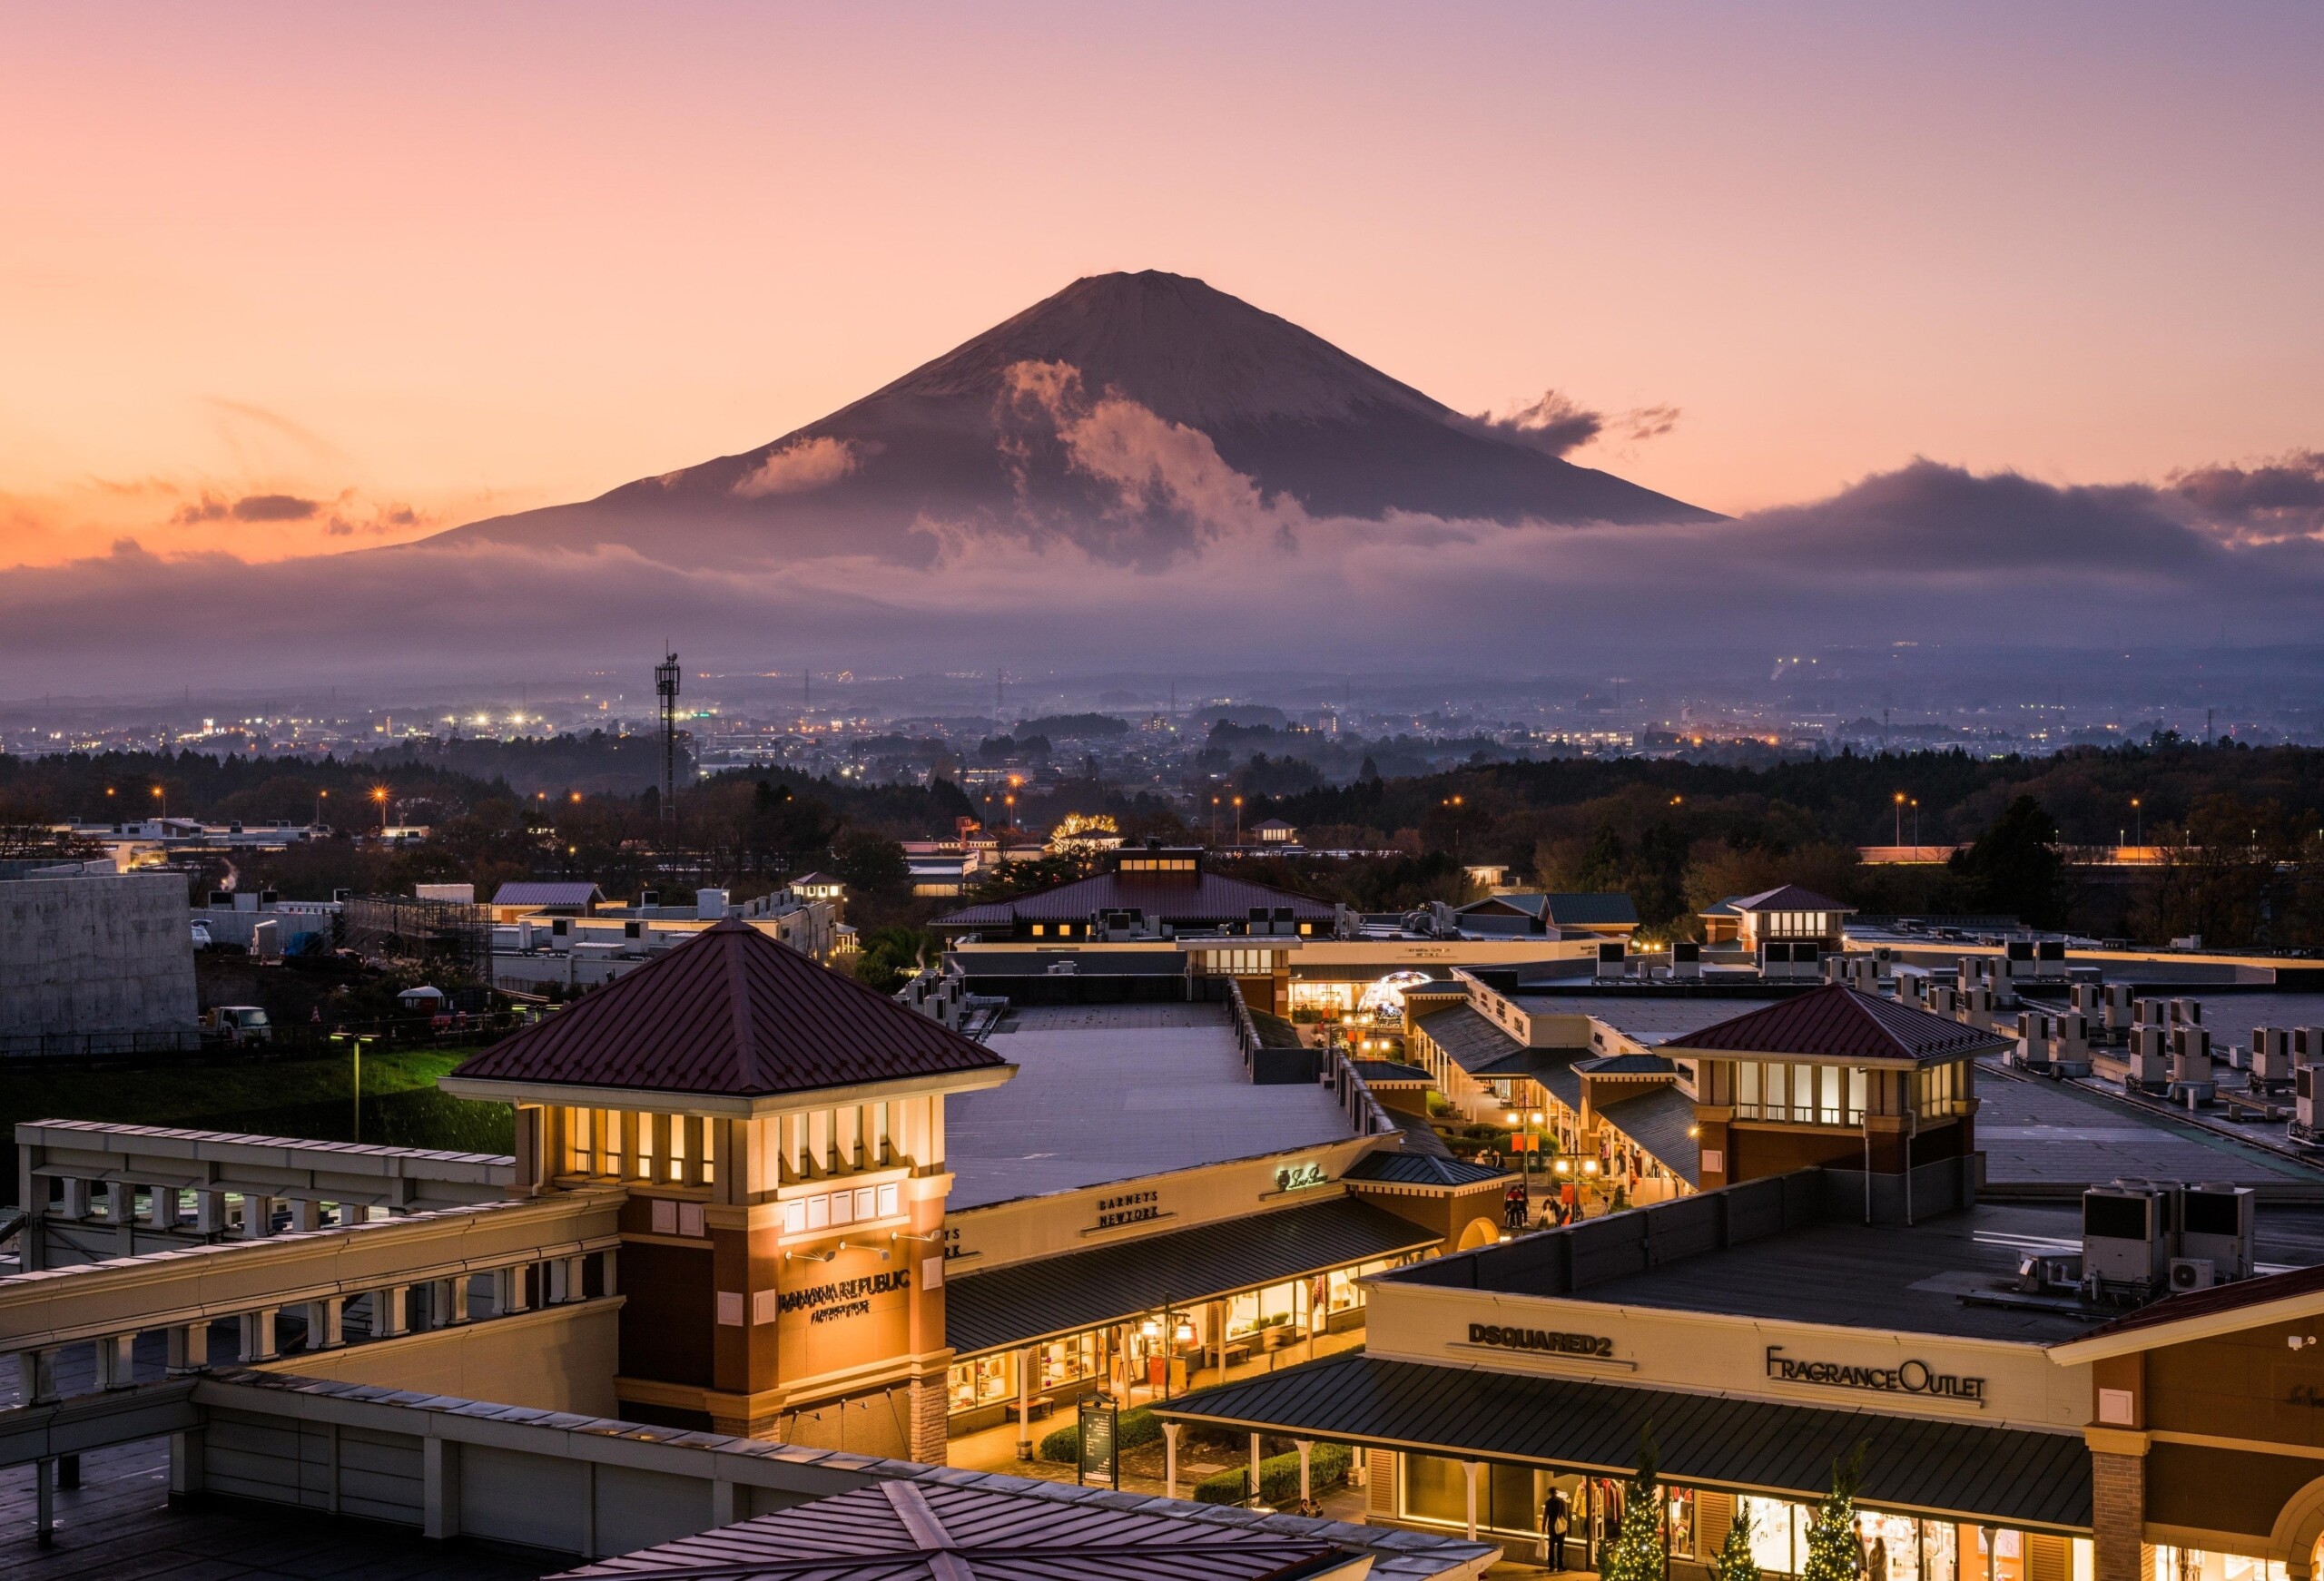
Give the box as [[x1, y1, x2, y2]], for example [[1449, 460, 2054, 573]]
[[428, 270, 1716, 565]]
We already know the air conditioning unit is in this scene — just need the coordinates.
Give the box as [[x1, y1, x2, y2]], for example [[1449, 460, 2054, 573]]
[[2253, 1027, 2295, 1085], [2083, 1182, 2174, 1292], [2168, 1257, 2217, 1292], [2180, 1183, 2256, 1280], [2299, 1065, 2321, 1139], [2296, 1027, 2324, 1068], [1670, 942, 1701, 980], [2102, 983, 2135, 1033], [1596, 942, 1627, 980]]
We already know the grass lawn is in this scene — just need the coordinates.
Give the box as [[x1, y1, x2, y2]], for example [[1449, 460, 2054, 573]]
[[1, 1046, 516, 1202]]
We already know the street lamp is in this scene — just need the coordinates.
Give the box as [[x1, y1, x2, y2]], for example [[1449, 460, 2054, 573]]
[[371, 785, 389, 835], [1232, 795, 1243, 845], [329, 1033, 379, 1143], [1894, 791, 1905, 845], [2131, 798, 2142, 848], [151, 784, 167, 820], [315, 788, 328, 829]]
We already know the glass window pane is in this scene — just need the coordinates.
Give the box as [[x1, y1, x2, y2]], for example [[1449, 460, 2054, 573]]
[[1739, 1062, 1760, 1111], [1405, 1456, 1469, 1525], [1820, 1065, 1842, 1124]]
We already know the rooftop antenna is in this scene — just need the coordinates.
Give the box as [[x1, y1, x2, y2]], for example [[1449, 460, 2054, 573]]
[[655, 645, 681, 829]]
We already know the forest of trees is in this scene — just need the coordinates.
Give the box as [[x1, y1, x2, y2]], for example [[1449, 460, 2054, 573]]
[[6, 733, 2324, 951]]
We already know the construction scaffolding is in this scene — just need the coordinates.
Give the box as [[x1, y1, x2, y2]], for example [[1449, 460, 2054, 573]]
[[341, 895, 492, 980]]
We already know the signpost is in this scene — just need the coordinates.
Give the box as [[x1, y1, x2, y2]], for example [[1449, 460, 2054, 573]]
[[1077, 1393, 1119, 1488]]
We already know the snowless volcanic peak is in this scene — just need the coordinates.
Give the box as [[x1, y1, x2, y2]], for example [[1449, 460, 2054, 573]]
[[429, 270, 1715, 565]]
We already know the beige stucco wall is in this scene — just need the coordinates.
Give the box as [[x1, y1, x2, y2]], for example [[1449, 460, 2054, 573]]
[[945, 1137, 1385, 1272], [1367, 1281, 2091, 1431], [258, 1297, 623, 1417]]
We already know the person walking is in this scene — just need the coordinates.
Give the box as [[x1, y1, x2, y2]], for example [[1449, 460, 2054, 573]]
[[1541, 1486, 1570, 1570]]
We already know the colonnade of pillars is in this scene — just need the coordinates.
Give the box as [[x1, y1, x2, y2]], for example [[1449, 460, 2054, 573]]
[[31, 1176, 403, 1271], [1158, 1421, 1331, 1515], [11, 1249, 614, 1407]]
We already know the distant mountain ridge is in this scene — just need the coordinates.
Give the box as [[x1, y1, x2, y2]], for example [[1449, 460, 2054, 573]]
[[428, 270, 1715, 566]]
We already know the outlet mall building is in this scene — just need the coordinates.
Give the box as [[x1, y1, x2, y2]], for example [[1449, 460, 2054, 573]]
[[1158, 990, 2324, 1581]]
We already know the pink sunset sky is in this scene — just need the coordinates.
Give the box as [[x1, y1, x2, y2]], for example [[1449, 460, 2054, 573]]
[[3, 1, 2319, 568]]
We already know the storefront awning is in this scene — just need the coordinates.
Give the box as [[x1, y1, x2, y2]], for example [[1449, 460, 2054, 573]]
[[944, 1198, 1439, 1357], [1153, 1353, 2093, 1533]]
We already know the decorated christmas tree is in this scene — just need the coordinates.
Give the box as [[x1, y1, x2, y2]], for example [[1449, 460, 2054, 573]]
[[1799, 1445, 1869, 1581], [1708, 1498, 1761, 1581], [1599, 1428, 1666, 1581]]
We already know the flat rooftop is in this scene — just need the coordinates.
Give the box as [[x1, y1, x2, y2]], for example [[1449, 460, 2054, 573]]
[[945, 1003, 1354, 1211], [1976, 1059, 2322, 1190], [1393, 1180, 2324, 1344]]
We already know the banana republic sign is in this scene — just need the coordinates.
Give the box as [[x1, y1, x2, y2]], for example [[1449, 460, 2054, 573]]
[[779, 1268, 910, 1326], [1765, 1345, 1986, 1403]]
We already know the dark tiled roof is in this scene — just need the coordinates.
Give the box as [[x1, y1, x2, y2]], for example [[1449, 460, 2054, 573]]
[[549, 1478, 1352, 1581], [449, 918, 1009, 1098], [1660, 984, 2009, 1065], [1411, 1006, 1523, 1074], [491, 881, 605, 907], [950, 948, 1187, 977], [1732, 884, 1855, 913], [936, 870, 1334, 928], [944, 1197, 1438, 1355], [2063, 1260, 2324, 1347], [1157, 1353, 2093, 1531], [1343, 1151, 1513, 1189], [1459, 891, 1638, 927], [1348, 1059, 1433, 1084], [1596, 1086, 1702, 1187], [1574, 1053, 1675, 1075]]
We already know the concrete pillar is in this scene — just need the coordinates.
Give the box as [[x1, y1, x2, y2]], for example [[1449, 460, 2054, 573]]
[[1017, 1347, 1034, 1460], [546, 1258, 570, 1304], [422, 1437, 461, 1539], [446, 1275, 472, 1325], [307, 1297, 344, 1350], [600, 1248, 619, 1297], [1297, 1439, 1314, 1507], [143, 1183, 180, 1230], [193, 1190, 227, 1234], [289, 1198, 320, 1234], [166, 1321, 212, 1374], [59, 1176, 91, 1221], [240, 1193, 274, 1238], [102, 1179, 129, 1223], [94, 1331, 137, 1390], [240, 1308, 279, 1362], [495, 1264, 531, 1315], [169, 1428, 207, 1497], [710, 1478, 740, 1527], [1250, 1432, 1263, 1505], [566, 1254, 588, 1301], [1165, 1421, 1181, 1500], [18, 1347, 60, 1404], [1464, 1459, 1480, 1540], [372, 1286, 409, 1338]]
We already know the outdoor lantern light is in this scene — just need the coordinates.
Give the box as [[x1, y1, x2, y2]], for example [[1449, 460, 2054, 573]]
[[1174, 1321, 1195, 1344], [1528, 1111, 1544, 1125], [1553, 1159, 1571, 1175], [1504, 1111, 1520, 1125], [1583, 1159, 1600, 1176], [1140, 1319, 1161, 1340]]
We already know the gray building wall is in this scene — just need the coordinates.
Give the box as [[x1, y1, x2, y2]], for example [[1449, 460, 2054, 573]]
[[0, 873, 198, 1038]]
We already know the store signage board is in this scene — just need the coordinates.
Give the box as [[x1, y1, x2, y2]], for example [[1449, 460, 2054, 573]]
[[777, 1268, 910, 1325], [1764, 1345, 1986, 1404], [1275, 1162, 1328, 1192], [1078, 1394, 1119, 1488]]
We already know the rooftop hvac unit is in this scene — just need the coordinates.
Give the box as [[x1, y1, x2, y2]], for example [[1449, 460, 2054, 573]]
[[1595, 942, 1627, 979], [2083, 1182, 2175, 1292], [2038, 940, 2067, 967], [2072, 982, 2102, 1016], [2296, 1027, 2324, 1068], [2168, 1258, 2217, 1292], [624, 920, 643, 940], [2253, 1027, 2294, 1085], [2128, 1026, 2170, 1085], [2180, 1183, 2256, 1279], [2171, 1025, 2213, 1084], [2299, 1065, 2321, 1137], [2135, 998, 2169, 1028], [2173, 997, 2204, 1026], [2102, 983, 2136, 1031], [639, 890, 659, 908], [1671, 942, 1702, 979]]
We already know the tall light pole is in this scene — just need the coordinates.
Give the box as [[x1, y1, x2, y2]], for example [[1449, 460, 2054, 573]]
[[372, 786, 389, 836], [1894, 791, 1905, 845], [2132, 798, 2142, 848], [152, 784, 167, 821], [315, 788, 328, 829], [1232, 795, 1243, 846], [331, 1033, 379, 1143]]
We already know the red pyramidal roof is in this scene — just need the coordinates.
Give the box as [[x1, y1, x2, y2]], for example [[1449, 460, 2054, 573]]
[[449, 918, 1009, 1099], [1660, 984, 2008, 1066]]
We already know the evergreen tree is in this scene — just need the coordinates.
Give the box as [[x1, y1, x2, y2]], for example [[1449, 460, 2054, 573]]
[[1798, 1446, 1867, 1581], [1599, 1429, 1665, 1581], [1707, 1499, 1761, 1581]]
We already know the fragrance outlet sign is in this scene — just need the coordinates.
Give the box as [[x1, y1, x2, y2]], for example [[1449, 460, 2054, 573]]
[[1765, 1345, 1986, 1404]]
